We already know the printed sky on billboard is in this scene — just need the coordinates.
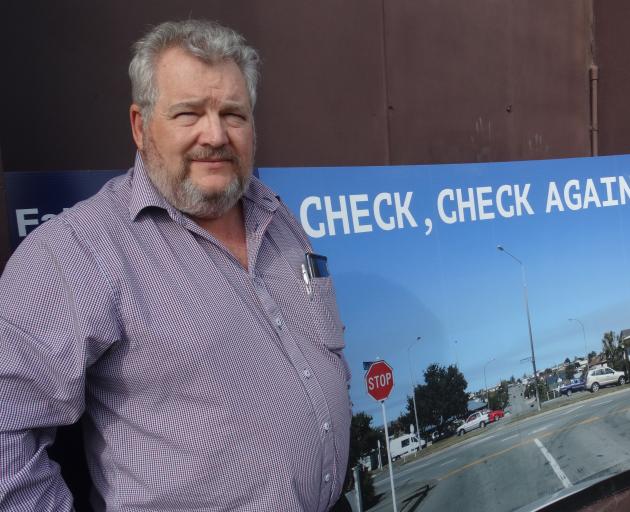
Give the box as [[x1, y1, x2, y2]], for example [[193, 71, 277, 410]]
[[258, 155, 630, 420]]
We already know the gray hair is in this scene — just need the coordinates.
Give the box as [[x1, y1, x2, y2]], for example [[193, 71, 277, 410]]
[[129, 19, 260, 118]]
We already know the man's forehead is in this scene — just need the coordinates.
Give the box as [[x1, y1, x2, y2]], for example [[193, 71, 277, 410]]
[[154, 48, 248, 103]]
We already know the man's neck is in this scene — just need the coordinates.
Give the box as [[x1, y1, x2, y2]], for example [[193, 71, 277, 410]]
[[193, 202, 248, 270]]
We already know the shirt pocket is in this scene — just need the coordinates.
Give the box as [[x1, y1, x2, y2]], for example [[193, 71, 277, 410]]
[[308, 276, 345, 351]]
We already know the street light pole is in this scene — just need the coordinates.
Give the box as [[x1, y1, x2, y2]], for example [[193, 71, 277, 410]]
[[483, 358, 496, 407], [568, 318, 588, 374], [407, 336, 422, 445], [497, 245, 541, 411]]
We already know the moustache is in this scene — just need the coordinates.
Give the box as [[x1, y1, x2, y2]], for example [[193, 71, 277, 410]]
[[185, 147, 237, 162]]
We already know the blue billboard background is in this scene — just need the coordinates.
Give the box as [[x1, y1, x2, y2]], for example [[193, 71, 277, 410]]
[[4, 170, 123, 249], [5, 155, 630, 421]]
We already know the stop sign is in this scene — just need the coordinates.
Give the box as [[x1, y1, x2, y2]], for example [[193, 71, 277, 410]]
[[365, 361, 394, 401]]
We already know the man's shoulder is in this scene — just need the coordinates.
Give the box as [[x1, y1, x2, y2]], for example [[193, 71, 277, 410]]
[[63, 171, 132, 226]]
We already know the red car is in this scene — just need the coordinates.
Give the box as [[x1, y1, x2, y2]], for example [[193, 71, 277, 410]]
[[487, 409, 504, 422]]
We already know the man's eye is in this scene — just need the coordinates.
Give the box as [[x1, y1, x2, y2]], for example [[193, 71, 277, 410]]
[[174, 112, 199, 119], [225, 112, 246, 122]]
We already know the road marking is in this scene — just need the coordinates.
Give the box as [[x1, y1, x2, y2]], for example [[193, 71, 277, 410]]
[[530, 426, 548, 434], [439, 458, 457, 466], [577, 416, 599, 425], [501, 434, 519, 442], [438, 440, 527, 481], [438, 414, 606, 482], [464, 434, 496, 449], [557, 405, 584, 416], [534, 438, 572, 489], [590, 399, 613, 407]]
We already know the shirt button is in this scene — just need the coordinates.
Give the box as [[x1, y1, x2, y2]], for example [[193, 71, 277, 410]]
[[303, 369, 312, 378], [323, 422, 330, 432], [275, 317, 282, 328], [324, 473, 331, 483]]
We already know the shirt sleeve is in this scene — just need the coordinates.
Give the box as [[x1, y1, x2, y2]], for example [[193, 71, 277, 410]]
[[0, 219, 120, 511]]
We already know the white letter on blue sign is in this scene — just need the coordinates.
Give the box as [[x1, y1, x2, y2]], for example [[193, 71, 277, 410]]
[[300, 196, 326, 238], [374, 193, 395, 230], [16, 208, 40, 237], [324, 195, 350, 236]]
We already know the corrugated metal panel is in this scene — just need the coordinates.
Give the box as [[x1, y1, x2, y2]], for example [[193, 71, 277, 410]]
[[594, 0, 630, 156], [383, 0, 592, 164]]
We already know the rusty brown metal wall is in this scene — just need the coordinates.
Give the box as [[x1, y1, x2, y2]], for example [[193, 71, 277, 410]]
[[0, 0, 595, 171], [593, 0, 630, 156], [0, 0, 389, 171], [384, 0, 593, 164]]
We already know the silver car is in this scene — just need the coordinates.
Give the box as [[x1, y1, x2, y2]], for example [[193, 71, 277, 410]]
[[456, 411, 490, 436], [585, 367, 626, 392]]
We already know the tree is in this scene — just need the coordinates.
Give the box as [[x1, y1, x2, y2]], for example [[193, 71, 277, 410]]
[[348, 413, 379, 507], [564, 363, 576, 380], [348, 412, 379, 467], [524, 378, 549, 403], [602, 331, 625, 371], [564, 357, 571, 365], [588, 351, 597, 361], [402, 364, 468, 434], [488, 380, 509, 410]]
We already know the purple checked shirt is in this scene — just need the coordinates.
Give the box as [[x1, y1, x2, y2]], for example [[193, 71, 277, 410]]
[[0, 154, 351, 511]]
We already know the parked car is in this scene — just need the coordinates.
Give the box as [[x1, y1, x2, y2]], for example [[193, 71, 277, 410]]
[[430, 421, 459, 441], [388, 434, 426, 460], [487, 409, 504, 422], [456, 411, 490, 436], [585, 367, 626, 392], [559, 378, 586, 396]]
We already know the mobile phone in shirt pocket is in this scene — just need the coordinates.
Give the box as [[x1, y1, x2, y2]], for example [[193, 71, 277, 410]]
[[308, 275, 345, 351]]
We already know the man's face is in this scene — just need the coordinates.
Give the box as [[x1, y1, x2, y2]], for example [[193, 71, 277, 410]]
[[131, 46, 255, 219]]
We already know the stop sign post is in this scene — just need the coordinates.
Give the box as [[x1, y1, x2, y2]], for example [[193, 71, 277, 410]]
[[365, 360, 398, 512]]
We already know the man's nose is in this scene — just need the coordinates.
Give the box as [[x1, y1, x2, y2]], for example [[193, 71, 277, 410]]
[[198, 114, 229, 147]]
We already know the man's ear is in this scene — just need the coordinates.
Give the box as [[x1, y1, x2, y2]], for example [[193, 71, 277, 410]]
[[130, 104, 145, 150]]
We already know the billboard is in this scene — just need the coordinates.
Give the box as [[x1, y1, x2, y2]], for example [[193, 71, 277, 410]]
[[5, 156, 630, 419], [6, 155, 630, 510], [257, 155, 630, 419]]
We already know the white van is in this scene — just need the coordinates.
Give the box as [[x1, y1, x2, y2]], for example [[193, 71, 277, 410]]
[[389, 434, 425, 460]]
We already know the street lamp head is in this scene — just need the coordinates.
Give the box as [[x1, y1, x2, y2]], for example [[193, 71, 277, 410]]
[[497, 245, 504, 251]]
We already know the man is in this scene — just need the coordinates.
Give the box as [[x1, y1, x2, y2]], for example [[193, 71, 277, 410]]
[[0, 20, 351, 511]]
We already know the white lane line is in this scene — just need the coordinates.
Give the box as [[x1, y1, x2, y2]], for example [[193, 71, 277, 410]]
[[465, 434, 497, 449], [557, 405, 585, 416], [501, 434, 519, 442], [534, 438, 572, 489], [590, 399, 613, 407], [530, 425, 549, 434], [439, 458, 457, 467]]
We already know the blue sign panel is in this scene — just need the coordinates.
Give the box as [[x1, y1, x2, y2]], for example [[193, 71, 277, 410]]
[[4, 170, 124, 249]]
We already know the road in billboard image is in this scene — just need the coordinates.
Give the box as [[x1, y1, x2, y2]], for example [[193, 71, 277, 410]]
[[259, 155, 630, 512]]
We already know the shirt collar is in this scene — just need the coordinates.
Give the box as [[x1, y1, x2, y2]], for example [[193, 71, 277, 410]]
[[243, 173, 280, 213], [128, 151, 279, 221]]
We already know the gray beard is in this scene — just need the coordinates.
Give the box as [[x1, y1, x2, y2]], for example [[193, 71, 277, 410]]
[[176, 173, 247, 219], [142, 135, 250, 220]]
